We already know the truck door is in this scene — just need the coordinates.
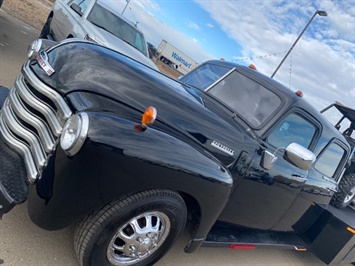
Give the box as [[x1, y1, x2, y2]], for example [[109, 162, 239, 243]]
[[274, 138, 349, 230], [219, 111, 319, 230], [305, 140, 348, 204]]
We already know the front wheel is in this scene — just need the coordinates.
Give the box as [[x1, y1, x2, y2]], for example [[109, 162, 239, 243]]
[[330, 173, 355, 209], [74, 189, 187, 266]]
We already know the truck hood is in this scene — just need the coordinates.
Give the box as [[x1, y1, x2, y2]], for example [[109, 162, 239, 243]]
[[32, 41, 244, 166]]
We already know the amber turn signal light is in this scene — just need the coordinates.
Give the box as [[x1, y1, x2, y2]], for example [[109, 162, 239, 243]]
[[347, 227, 355, 234], [295, 90, 303, 97], [141, 106, 157, 127]]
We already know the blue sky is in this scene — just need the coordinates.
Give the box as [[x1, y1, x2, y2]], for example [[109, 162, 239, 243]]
[[112, 0, 354, 117]]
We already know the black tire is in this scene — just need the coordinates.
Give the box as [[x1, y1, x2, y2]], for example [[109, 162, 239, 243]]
[[74, 189, 187, 266], [330, 173, 355, 209], [0, 86, 9, 109], [39, 15, 52, 39]]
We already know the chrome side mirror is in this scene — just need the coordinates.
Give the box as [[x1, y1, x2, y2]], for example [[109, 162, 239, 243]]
[[71, 3, 83, 16], [261, 142, 316, 171], [261, 150, 278, 170], [284, 143, 316, 171]]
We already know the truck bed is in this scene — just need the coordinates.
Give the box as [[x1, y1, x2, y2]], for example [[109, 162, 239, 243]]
[[293, 204, 355, 265]]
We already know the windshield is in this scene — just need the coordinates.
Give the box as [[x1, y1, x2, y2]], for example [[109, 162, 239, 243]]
[[180, 63, 231, 90], [182, 63, 282, 128], [87, 3, 147, 56], [208, 71, 281, 127]]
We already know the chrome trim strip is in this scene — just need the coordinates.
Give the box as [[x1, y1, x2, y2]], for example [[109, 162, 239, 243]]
[[2, 102, 46, 170], [15, 75, 62, 136], [22, 61, 72, 122], [9, 88, 55, 153], [0, 113, 38, 184]]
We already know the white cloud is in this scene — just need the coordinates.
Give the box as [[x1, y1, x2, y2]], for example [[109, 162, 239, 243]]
[[186, 21, 200, 30], [207, 23, 214, 28]]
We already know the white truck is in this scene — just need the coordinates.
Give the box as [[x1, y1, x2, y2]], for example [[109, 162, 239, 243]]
[[156, 39, 198, 75]]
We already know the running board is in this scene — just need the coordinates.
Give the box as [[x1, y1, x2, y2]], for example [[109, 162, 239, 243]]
[[203, 222, 306, 250]]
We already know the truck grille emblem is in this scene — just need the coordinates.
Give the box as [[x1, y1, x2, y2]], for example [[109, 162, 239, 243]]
[[36, 51, 55, 76]]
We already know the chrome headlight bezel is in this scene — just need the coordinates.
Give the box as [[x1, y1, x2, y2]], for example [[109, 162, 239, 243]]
[[60, 112, 89, 156], [27, 39, 58, 60], [27, 39, 43, 60]]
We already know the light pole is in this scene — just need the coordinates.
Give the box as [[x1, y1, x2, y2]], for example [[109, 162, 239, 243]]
[[122, 0, 131, 15], [271, 10, 327, 78]]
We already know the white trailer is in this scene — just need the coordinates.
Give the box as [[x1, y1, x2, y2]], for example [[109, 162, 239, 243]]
[[156, 40, 198, 75]]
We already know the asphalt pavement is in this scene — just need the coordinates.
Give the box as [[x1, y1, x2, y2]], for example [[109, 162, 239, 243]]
[[0, 9, 343, 266]]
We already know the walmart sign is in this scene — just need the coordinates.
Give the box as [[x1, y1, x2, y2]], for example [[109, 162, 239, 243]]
[[171, 52, 192, 69]]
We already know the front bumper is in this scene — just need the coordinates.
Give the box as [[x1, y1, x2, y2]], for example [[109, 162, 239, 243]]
[[0, 135, 29, 218]]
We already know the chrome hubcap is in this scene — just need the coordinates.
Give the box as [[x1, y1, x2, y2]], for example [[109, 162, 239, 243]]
[[106, 211, 170, 265], [344, 186, 355, 204]]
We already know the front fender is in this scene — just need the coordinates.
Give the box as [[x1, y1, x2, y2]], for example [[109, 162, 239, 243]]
[[28, 112, 233, 234]]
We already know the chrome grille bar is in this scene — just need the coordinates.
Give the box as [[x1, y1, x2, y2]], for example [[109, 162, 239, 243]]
[[2, 100, 46, 169], [0, 113, 38, 184], [0, 61, 72, 184], [15, 75, 62, 137], [8, 88, 55, 153], [22, 61, 72, 122]]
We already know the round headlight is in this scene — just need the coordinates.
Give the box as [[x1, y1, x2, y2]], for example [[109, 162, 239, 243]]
[[60, 113, 89, 156], [27, 39, 43, 60], [27, 39, 58, 60]]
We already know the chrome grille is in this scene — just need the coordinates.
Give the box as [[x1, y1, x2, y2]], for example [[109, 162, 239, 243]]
[[0, 61, 72, 184]]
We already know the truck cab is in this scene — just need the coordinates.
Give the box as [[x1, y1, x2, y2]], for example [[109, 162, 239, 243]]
[[179, 60, 352, 231]]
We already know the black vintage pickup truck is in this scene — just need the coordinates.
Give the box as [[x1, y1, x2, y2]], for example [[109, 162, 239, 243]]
[[0, 39, 354, 266]]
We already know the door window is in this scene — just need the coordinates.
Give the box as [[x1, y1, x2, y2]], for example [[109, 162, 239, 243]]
[[315, 143, 345, 178], [268, 113, 316, 149]]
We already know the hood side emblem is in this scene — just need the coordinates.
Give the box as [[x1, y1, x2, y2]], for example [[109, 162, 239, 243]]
[[211, 140, 235, 156], [36, 51, 55, 76]]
